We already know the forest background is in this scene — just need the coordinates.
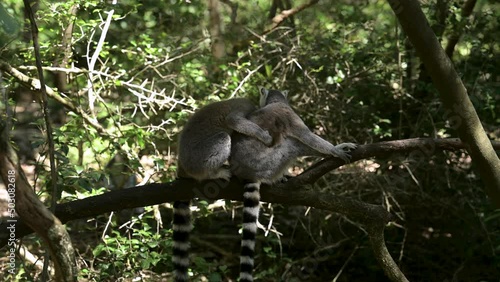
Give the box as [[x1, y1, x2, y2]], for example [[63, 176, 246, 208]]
[[0, 0, 498, 281]]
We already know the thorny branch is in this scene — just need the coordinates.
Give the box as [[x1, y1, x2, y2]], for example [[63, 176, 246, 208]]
[[0, 60, 112, 137], [86, 1, 116, 114], [0, 60, 190, 134]]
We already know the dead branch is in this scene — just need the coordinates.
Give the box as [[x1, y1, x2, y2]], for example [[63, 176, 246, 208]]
[[53, 4, 78, 92], [263, 0, 319, 35]]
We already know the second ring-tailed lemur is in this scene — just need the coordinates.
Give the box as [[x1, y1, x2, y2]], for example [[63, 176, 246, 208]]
[[230, 87, 357, 282], [174, 98, 273, 282]]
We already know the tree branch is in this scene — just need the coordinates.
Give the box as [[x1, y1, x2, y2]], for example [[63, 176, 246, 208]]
[[387, 0, 500, 207], [368, 224, 409, 282], [0, 60, 113, 138], [2, 138, 497, 280], [263, 0, 319, 35], [0, 175, 391, 246], [87, 1, 116, 114], [0, 122, 77, 281], [292, 138, 474, 187], [444, 0, 478, 58], [53, 4, 78, 92], [219, 0, 238, 25]]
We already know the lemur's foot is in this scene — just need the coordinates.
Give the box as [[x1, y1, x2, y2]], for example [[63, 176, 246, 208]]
[[331, 143, 358, 163]]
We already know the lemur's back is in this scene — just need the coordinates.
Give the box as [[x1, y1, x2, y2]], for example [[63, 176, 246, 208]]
[[179, 98, 256, 145], [230, 102, 315, 183]]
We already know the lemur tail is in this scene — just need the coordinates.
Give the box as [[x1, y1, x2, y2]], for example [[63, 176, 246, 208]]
[[173, 200, 192, 282], [240, 182, 261, 282]]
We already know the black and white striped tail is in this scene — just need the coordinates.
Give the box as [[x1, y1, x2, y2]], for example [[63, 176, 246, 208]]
[[240, 182, 261, 282], [173, 200, 192, 282]]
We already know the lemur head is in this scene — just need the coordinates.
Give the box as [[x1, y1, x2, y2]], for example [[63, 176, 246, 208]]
[[259, 87, 288, 107]]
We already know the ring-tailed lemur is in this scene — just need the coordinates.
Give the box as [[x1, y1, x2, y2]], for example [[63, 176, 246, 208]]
[[174, 98, 273, 282], [230, 87, 357, 282]]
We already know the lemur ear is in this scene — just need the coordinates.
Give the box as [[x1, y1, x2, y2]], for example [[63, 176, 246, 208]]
[[282, 90, 289, 97], [259, 86, 268, 96], [258, 86, 269, 107]]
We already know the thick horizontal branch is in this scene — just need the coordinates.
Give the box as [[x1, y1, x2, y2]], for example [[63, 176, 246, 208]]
[[2, 137, 495, 248], [0, 177, 390, 247], [293, 137, 490, 186]]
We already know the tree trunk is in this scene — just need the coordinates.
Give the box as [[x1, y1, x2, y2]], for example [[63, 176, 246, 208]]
[[386, 0, 500, 207]]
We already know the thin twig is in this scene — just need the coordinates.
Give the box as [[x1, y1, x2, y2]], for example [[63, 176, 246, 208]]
[[23, 1, 67, 278], [230, 64, 263, 98], [23, 0, 59, 213]]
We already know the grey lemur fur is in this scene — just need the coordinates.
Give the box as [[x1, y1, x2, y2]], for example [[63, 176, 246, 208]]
[[230, 87, 357, 282], [173, 98, 273, 282]]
